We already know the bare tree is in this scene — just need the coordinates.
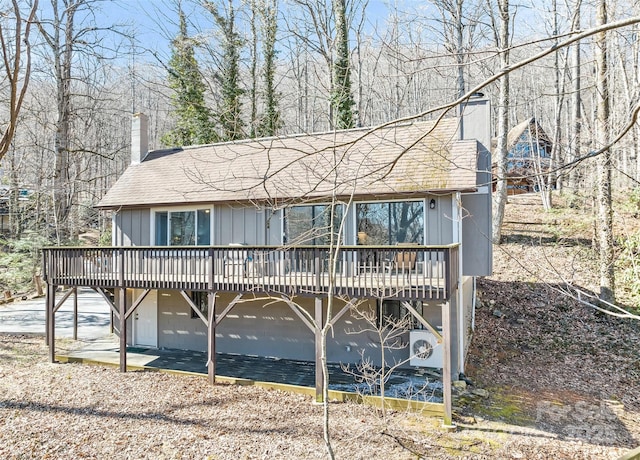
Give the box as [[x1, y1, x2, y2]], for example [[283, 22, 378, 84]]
[[0, 0, 38, 162], [595, 0, 615, 302], [427, 0, 483, 100], [568, 0, 582, 193], [489, 0, 511, 244], [343, 302, 436, 423], [35, 0, 127, 242]]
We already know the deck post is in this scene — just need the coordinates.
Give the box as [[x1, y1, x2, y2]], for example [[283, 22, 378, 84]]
[[118, 248, 127, 372], [47, 283, 56, 362], [207, 291, 216, 385], [119, 287, 127, 372], [207, 248, 216, 385], [314, 296, 323, 402], [73, 287, 78, 340], [441, 300, 454, 428], [45, 283, 51, 346]]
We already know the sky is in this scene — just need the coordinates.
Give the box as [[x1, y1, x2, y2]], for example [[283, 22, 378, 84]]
[[68, 0, 413, 63], [31, 0, 563, 71]]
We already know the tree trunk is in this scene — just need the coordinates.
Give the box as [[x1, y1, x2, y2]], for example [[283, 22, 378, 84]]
[[595, 0, 615, 301], [52, 0, 76, 243], [0, 0, 38, 162], [249, 0, 258, 138], [568, 0, 582, 192], [454, 0, 465, 100], [546, 0, 560, 206], [492, 0, 510, 244]]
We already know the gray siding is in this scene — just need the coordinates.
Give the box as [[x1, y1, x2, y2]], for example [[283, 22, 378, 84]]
[[152, 292, 451, 369], [461, 276, 474, 364], [157, 290, 208, 351], [424, 195, 454, 245], [214, 205, 267, 245], [447, 295, 460, 380], [461, 192, 492, 276], [114, 199, 457, 248], [114, 209, 150, 246], [215, 294, 315, 360], [459, 97, 491, 150]]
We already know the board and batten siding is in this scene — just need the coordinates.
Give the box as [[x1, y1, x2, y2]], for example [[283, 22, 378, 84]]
[[461, 192, 492, 276], [214, 205, 283, 245], [112, 196, 457, 248], [113, 209, 151, 246], [424, 195, 454, 245]]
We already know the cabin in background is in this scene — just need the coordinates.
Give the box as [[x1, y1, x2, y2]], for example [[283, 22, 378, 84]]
[[494, 118, 553, 194]]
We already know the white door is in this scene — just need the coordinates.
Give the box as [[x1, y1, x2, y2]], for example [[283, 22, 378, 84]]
[[134, 290, 157, 347]]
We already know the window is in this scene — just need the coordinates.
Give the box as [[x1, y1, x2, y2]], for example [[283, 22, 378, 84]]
[[155, 212, 168, 245], [378, 300, 423, 329], [190, 291, 209, 319], [155, 209, 211, 246], [284, 204, 343, 245], [170, 211, 195, 245], [356, 201, 424, 245]]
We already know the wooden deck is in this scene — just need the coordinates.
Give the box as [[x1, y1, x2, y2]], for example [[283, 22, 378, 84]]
[[42, 244, 459, 301]]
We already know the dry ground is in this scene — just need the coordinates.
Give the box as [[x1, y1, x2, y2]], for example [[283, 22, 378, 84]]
[[0, 334, 636, 459], [0, 193, 638, 459]]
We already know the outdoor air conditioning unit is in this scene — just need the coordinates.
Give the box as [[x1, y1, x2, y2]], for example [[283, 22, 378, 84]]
[[409, 329, 443, 368]]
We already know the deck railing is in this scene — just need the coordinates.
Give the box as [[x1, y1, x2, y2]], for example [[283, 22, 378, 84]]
[[42, 244, 459, 301]]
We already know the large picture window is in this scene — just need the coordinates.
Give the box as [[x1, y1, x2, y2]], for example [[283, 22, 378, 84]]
[[284, 204, 344, 245], [356, 201, 424, 245], [155, 209, 211, 246]]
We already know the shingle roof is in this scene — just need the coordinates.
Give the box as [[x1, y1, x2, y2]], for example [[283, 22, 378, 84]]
[[98, 118, 478, 209], [507, 118, 552, 151]]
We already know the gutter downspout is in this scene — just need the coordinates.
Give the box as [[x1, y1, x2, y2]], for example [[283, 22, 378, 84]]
[[472, 277, 477, 332], [456, 191, 465, 376]]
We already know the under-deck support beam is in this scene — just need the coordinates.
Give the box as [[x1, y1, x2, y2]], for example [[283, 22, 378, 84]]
[[125, 289, 151, 321], [45, 284, 51, 346], [119, 287, 127, 372], [207, 247, 216, 385], [207, 291, 216, 384], [73, 287, 78, 340], [46, 283, 56, 362]]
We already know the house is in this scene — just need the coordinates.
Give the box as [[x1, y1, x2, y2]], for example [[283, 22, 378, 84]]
[[494, 118, 553, 193], [0, 186, 33, 236], [42, 96, 492, 424]]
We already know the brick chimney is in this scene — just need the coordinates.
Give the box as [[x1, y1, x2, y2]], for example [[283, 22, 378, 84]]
[[131, 113, 149, 164]]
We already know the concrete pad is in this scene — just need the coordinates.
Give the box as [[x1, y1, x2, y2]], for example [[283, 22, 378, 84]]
[[0, 287, 111, 339]]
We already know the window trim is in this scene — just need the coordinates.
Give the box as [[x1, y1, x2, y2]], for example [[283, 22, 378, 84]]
[[151, 206, 214, 246], [354, 199, 426, 246], [282, 202, 345, 246]]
